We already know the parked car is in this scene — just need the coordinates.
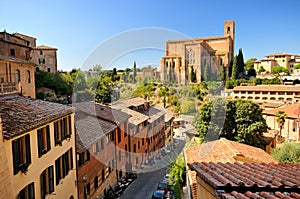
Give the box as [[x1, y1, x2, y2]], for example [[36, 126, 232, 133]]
[[157, 181, 168, 191], [151, 190, 165, 199], [160, 147, 171, 155]]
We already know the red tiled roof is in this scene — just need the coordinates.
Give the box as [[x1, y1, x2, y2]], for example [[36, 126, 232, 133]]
[[111, 97, 147, 108], [189, 162, 300, 198], [233, 85, 300, 92], [184, 138, 277, 199], [221, 190, 300, 199], [73, 102, 131, 125], [0, 96, 73, 140], [35, 45, 57, 50], [75, 112, 117, 152], [263, 103, 300, 119]]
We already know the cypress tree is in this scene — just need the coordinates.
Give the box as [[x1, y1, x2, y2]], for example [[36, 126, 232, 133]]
[[221, 64, 226, 81], [231, 55, 239, 80], [190, 66, 196, 83], [204, 63, 210, 82], [237, 48, 245, 77], [133, 61, 137, 83]]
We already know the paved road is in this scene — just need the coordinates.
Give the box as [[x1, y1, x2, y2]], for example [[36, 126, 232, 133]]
[[120, 138, 186, 199]]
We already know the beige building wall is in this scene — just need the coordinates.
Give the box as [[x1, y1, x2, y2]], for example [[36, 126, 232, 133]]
[[264, 114, 300, 141], [196, 176, 218, 199], [4, 114, 78, 199], [0, 60, 36, 98], [31, 47, 58, 73], [0, 118, 14, 199]]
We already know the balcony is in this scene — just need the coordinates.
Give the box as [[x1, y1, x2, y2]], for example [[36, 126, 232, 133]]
[[0, 82, 18, 94]]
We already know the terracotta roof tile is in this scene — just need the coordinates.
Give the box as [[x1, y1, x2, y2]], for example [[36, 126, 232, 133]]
[[35, 45, 57, 50], [233, 85, 300, 92], [184, 138, 277, 199], [73, 102, 131, 125], [0, 96, 73, 140], [75, 112, 117, 152], [118, 107, 149, 125], [263, 103, 300, 119], [189, 162, 300, 198]]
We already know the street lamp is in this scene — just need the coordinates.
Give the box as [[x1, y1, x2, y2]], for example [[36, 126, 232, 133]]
[[75, 173, 88, 185]]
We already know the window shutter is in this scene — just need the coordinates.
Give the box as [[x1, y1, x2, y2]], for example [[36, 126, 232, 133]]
[[37, 129, 42, 157], [40, 171, 45, 199], [25, 134, 31, 164], [54, 122, 58, 144], [12, 139, 20, 175], [70, 149, 73, 169], [46, 126, 51, 151], [61, 119, 65, 140], [49, 166, 54, 193], [68, 115, 72, 136], [29, 182, 35, 199], [55, 159, 60, 185]]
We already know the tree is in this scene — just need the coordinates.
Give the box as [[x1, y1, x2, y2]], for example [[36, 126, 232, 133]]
[[180, 101, 196, 115], [133, 61, 137, 83], [259, 66, 266, 73], [272, 66, 288, 85], [111, 67, 117, 81], [294, 63, 300, 69], [271, 142, 300, 163], [275, 111, 287, 137], [190, 66, 196, 83], [204, 63, 210, 81], [245, 58, 257, 77], [231, 55, 239, 80], [221, 64, 226, 81], [237, 48, 245, 76], [194, 99, 267, 149], [228, 60, 233, 78]]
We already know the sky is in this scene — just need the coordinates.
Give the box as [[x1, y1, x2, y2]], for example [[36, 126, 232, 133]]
[[1, 0, 300, 71]]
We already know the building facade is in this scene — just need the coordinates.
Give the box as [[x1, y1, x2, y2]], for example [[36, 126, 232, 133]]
[[160, 21, 235, 84], [0, 30, 58, 74], [254, 53, 300, 74], [32, 45, 58, 73], [0, 96, 78, 199], [232, 84, 300, 104]]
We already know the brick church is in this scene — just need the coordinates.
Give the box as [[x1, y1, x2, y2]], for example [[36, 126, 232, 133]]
[[160, 20, 235, 85]]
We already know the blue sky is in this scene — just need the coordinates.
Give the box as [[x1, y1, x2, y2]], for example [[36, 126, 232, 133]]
[[1, 0, 300, 71]]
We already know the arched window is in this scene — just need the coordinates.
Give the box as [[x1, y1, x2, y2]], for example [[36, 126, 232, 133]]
[[15, 70, 20, 83], [187, 49, 195, 65], [227, 27, 231, 35], [25, 70, 31, 83]]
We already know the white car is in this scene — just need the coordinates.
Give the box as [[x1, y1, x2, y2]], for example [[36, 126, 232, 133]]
[[160, 147, 171, 154]]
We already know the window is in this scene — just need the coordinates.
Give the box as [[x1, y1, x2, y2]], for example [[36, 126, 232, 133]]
[[138, 141, 140, 149], [77, 150, 90, 167], [55, 148, 73, 185], [100, 139, 104, 150], [94, 176, 98, 190], [84, 183, 90, 199], [119, 150, 121, 161], [124, 123, 127, 137], [107, 131, 115, 142], [54, 116, 72, 145], [17, 183, 35, 199], [39, 58, 45, 64], [6, 34, 10, 41], [142, 138, 144, 146], [94, 142, 100, 155], [118, 130, 121, 143], [101, 169, 105, 182], [187, 49, 195, 65], [10, 49, 15, 56], [47, 68, 51, 72], [133, 144, 136, 153], [25, 70, 31, 83], [37, 125, 51, 157], [40, 50, 43, 55], [12, 134, 31, 175], [40, 166, 54, 199], [15, 70, 20, 83]]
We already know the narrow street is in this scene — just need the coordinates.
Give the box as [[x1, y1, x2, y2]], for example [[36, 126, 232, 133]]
[[120, 138, 186, 199]]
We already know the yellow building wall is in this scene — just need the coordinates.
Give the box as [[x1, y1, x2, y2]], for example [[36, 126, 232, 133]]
[[4, 114, 77, 199], [196, 176, 218, 199]]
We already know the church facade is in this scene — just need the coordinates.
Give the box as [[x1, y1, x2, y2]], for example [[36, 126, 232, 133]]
[[160, 20, 235, 85]]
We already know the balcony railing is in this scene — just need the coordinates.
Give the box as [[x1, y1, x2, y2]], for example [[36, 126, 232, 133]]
[[0, 82, 18, 93]]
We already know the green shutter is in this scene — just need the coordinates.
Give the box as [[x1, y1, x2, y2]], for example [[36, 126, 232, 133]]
[[55, 159, 60, 185], [54, 122, 58, 144], [61, 119, 65, 140], [70, 149, 73, 169], [29, 182, 35, 199], [69, 115, 72, 136], [46, 126, 51, 151], [49, 166, 54, 193], [37, 129, 42, 157], [25, 134, 31, 164], [12, 139, 20, 175]]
